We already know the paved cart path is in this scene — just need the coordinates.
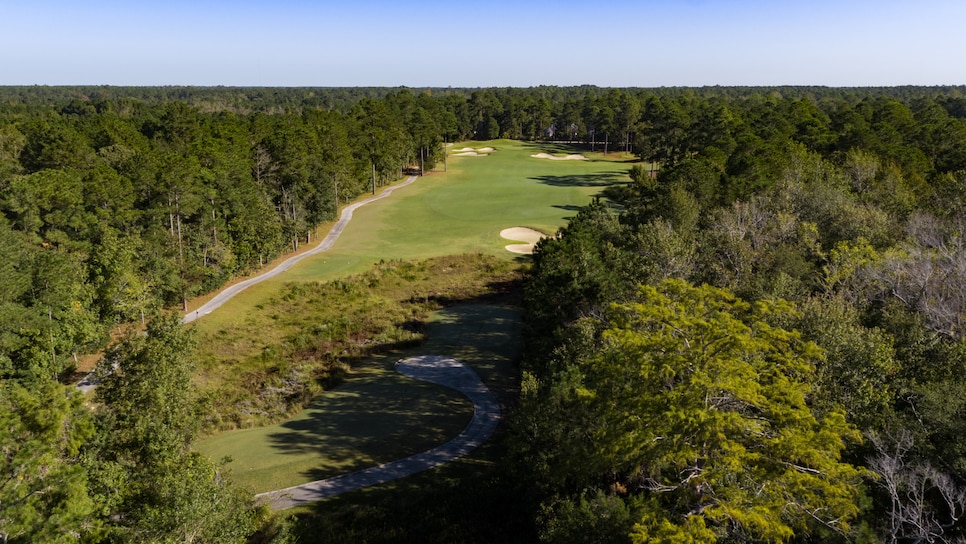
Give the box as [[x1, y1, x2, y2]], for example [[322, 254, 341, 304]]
[[76, 177, 418, 393], [183, 175, 419, 325], [255, 355, 501, 510]]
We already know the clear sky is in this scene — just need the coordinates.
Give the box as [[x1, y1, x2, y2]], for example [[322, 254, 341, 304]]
[[3, 0, 965, 87]]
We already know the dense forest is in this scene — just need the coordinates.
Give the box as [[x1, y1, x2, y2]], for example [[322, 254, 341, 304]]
[[511, 90, 966, 542], [3, 85, 966, 542]]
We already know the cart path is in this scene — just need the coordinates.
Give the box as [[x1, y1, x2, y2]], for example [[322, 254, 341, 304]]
[[254, 355, 501, 510], [76, 177, 419, 393], [182, 175, 419, 325]]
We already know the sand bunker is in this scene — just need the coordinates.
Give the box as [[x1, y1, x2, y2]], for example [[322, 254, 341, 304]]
[[451, 147, 495, 157], [501, 227, 546, 254], [531, 153, 587, 161]]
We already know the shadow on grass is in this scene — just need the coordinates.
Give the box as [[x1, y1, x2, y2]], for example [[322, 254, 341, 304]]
[[278, 432, 538, 544], [531, 170, 627, 188], [264, 289, 524, 483], [267, 371, 470, 465]]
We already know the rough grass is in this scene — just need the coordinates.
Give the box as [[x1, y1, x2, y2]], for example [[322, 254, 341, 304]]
[[189, 141, 631, 542], [185, 140, 631, 328], [193, 253, 522, 433]]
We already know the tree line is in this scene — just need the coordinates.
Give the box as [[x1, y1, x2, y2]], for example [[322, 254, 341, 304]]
[[512, 90, 966, 542], [4, 84, 966, 541], [0, 90, 453, 384], [0, 89, 450, 542]]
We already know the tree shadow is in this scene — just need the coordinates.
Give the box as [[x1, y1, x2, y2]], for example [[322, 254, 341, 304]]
[[531, 171, 626, 188], [263, 282, 524, 483], [270, 369, 474, 482]]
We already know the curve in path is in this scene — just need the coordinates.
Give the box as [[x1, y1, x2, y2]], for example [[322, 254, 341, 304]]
[[254, 355, 501, 510], [182, 175, 419, 325], [77, 177, 419, 393]]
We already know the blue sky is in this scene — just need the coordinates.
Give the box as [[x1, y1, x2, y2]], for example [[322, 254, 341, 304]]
[[3, 0, 965, 87]]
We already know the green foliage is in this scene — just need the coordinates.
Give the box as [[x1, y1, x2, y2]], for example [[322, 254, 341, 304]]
[[793, 297, 899, 427], [132, 453, 259, 543], [96, 313, 200, 462], [0, 217, 102, 382], [524, 201, 628, 364], [517, 280, 866, 542], [538, 490, 637, 544], [89, 313, 260, 542], [6, 85, 966, 540], [0, 381, 96, 542]]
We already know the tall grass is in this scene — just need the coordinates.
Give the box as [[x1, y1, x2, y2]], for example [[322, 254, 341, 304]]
[[194, 253, 521, 433]]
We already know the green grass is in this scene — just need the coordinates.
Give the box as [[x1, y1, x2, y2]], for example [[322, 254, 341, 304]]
[[188, 140, 632, 333], [189, 141, 631, 539], [195, 303, 522, 494], [292, 140, 632, 268]]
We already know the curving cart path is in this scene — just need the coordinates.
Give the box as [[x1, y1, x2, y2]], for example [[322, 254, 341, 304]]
[[78, 177, 417, 393], [255, 355, 501, 510], [183, 175, 419, 324]]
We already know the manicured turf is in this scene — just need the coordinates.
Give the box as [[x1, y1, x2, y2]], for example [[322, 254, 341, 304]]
[[289, 140, 631, 273], [189, 140, 631, 332], [194, 304, 521, 493], [192, 141, 629, 493]]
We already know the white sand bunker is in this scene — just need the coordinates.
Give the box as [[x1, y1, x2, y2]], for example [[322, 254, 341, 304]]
[[531, 152, 587, 161], [501, 227, 546, 254], [452, 146, 496, 157]]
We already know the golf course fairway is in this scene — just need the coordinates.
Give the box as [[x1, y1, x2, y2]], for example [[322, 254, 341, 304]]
[[192, 141, 632, 495]]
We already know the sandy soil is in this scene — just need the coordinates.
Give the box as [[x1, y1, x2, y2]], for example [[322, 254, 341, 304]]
[[453, 151, 486, 156], [531, 153, 587, 161], [500, 227, 546, 254]]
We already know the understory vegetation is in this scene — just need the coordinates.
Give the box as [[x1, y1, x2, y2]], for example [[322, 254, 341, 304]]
[[5, 85, 966, 542]]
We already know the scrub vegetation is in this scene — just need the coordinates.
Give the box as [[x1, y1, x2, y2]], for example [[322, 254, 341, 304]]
[[194, 254, 520, 433]]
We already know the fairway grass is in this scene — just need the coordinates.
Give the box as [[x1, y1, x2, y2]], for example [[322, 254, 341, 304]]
[[191, 140, 629, 495], [187, 140, 631, 335], [194, 304, 521, 493]]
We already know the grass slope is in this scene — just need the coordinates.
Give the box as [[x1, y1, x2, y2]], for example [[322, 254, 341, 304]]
[[190, 141, 632, 541], [189, 140, 631, 334], [195, 303, 521, 493]]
